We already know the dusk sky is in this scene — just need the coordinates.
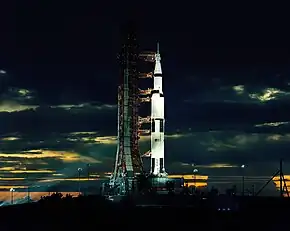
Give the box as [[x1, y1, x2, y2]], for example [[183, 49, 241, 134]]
[[0, 2, 289, 195]]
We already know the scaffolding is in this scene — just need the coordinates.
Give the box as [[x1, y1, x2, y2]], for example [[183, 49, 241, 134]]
[[105, 21, 158, 196], [108, 21, 143, 195], [138, 51, 156, 158]]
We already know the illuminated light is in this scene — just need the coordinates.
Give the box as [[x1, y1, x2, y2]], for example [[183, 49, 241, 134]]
[[0, 70, 6, 74], [89, 174, 100, 177], [184, 182, 207, 187]]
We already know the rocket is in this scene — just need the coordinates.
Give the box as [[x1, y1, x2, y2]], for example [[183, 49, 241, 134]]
[[150, 43, 166, 176]]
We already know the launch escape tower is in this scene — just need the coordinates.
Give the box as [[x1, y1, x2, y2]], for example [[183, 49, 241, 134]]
[[109, 22, 143, 194]]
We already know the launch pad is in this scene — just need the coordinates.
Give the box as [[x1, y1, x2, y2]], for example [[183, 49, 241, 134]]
[[103, 21, 168, 196], [148, 175, 170, 191]]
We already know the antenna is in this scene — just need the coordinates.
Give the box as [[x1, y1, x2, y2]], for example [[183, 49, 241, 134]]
[[255, 158, 289, 197]]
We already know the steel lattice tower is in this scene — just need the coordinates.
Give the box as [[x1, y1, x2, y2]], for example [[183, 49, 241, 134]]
[[109, 21, 143, 195]]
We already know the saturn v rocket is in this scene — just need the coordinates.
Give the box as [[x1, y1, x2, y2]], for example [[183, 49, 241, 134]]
[[150, 43, 166, 176]]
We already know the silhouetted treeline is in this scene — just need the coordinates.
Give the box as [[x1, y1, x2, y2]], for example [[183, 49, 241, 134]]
[[1, 193, 290, 230]]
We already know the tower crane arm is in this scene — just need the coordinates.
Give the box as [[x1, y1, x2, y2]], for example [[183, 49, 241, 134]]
[[139, 88, 152, 95], [139, 116, 151, 124], [139, 97, 151, 103], [139, 72, 153, 78]]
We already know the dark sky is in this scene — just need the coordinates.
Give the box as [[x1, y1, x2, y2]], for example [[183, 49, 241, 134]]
[[0, 2, 289, 195]]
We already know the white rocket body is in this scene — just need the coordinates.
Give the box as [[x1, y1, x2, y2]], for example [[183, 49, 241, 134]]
[[150, 43, 166, 176]]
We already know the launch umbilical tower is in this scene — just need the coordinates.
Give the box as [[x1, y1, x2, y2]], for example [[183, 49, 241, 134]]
[[109, 22, 143, 195]]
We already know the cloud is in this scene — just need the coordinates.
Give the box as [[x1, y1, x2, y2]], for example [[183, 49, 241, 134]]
[[2, 75, 290, 199], [232, 85, 290, 103], [163, 131, 290, 172], [1, 136, 21, 141], [0, 100, 116, 113], [0, 87, 117, 115], [1, 100, 290, 179], [185, 85, 290, 105], [180, 163, 239, 168], [0, 149, 100, 163], [0, 100, 38, 112], [0, 102, 117, 135], [0, 87, 36, 112]]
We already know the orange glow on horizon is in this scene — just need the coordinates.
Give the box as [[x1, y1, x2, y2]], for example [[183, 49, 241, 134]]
[[168, 174, 208, 180], [0, 191, 81, 202], [185, 182, 207, 188]]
